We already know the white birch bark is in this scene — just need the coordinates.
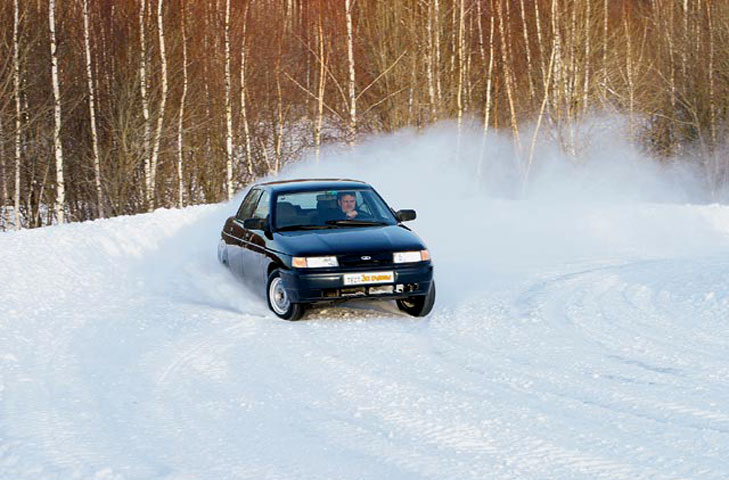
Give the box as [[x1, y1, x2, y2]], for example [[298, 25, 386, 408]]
[[534, 0, 546, 83], [603, 0, 608, 94], [224, 0, 234, 199], [150, 0, 168, 210], [177, 0, 188, 208], [456, 0, 465, 126], [345, 0, 357, 146], [518, 0, 536, 103], [49, 0, 65, 224], [705, 0, 717, 190], [0, 117, 6, 229], [582, 0, 591, 112], [476, 0, 496, 181], [682, 0, 688, 83], [425, 0, 437, 121], [623, 6, 634, 137], [240, 4, 253, 178], [497, 0, 521, 154], [139, 0, 152, 209], [315, 14, 327, 163], [13, 0, 22, 230], [82, 0, 104, 218], [551, 0, 564, 118], [433, 0, 442, 110]]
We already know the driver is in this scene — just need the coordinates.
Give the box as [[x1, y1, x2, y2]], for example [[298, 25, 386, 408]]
[[336, 191, 360, 219]]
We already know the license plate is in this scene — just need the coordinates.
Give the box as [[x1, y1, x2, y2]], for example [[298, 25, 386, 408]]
[[343, 271, 394, 286]]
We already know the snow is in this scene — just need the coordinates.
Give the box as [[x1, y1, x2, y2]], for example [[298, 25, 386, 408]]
[[2, 124, 729, 479]]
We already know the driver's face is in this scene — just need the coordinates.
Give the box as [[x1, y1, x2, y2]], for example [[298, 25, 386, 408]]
[[338, 194, 356, 213]]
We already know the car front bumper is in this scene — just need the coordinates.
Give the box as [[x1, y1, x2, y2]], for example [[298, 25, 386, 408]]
[[279, 263, 434, 304]]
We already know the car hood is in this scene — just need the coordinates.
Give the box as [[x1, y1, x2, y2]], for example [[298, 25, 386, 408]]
[[273, 225, 426, 256]]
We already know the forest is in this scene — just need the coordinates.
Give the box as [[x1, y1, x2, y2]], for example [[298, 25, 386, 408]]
[[0, 0, 727, 229]]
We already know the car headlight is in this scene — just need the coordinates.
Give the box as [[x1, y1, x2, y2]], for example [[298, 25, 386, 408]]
[[292, 256, 339, 268], [393, 250, 430, 263]]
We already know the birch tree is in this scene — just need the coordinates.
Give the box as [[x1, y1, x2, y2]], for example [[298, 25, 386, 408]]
[[150, 0, 169, 210], [49, 0, 65, 224], [177, 0, 188, 208], [496, 0, 521, 154], [314, 7, 328, 163], [0, 117, 6, 229], [240, 3, 253, 179], [82, 0, 104, 218], [139, 0, 152, 209], [345, 0, 357, 145], [13, 0, 22, 229], [224, 0, 234, 199]]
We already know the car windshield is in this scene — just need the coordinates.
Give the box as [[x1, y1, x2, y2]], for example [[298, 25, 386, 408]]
[[274, 188, 398, 230]]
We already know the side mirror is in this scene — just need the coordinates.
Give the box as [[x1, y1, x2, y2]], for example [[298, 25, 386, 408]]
[[243, 217, 268, 231], [395, 209, 416, 222]]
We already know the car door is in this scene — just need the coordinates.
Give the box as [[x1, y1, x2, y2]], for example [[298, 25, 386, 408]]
[[227, 189, 261, 275], [241, 189, 271, 289]]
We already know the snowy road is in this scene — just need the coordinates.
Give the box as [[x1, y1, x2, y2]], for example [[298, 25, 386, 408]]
[[2, 192, 729, 479]]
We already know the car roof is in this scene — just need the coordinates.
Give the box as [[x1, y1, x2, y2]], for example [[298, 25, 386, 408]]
[[254, 178, 371, 194]]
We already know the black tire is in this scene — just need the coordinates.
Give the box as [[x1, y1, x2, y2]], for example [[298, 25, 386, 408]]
[[396, 281, 436, 317], [266, 270, 305, 321]]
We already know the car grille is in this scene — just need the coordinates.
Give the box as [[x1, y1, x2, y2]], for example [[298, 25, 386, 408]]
[[337, 252, 393, 267]]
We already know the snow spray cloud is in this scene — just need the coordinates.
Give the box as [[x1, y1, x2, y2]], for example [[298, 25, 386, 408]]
[[278, 116, 729, 300]]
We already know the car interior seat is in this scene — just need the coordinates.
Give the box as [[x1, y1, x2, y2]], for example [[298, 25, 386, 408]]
[[276, 201, 299, 227], [316, 196, 339, 223]]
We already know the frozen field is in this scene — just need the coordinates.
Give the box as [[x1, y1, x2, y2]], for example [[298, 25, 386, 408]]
[[2, 129, 729, 479]]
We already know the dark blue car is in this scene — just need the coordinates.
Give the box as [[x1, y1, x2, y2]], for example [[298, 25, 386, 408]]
[[218, 179, 435, 320]]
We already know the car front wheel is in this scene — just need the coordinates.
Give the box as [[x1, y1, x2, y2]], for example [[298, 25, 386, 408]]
[[396, 281, 436, 317], [267, 270, 305, 321]]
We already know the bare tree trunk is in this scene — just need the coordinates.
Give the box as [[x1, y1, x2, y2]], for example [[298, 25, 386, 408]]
[[433, 0, 442, 114], [82, 0, 104, 218], [49, 0, 65, 224], [13, 0, 22, 230], [476, 0, 496, 181], [240, 3, 253, 179], [497, 0, 521, 154], [275, 59, 284, 174], [518, 0, 536, 103], [224, 0, 234, 199], [623, 4, 635, 137], [0, 117, 6, 230], [150, 0, 168, 210], [315, 10, 327, 163], [603, 0, 608, 96], [456, 0, 465, 126], [177, 0, 188, 208], [345, 0, 357, 145], [425, 0, 437, 122], [582, 0, 591, 112], [705, 0, 717, 192], [534, 0, 547, 83], [525, 47, 557, 188], [139, 0, 152, 209]]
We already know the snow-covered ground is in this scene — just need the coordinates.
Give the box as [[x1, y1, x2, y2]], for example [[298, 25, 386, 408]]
[[2, 125, 729, 479]]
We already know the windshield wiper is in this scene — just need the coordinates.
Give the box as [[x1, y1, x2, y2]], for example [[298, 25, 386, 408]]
[[276, 224, 335, 231], [325, 219, 389, 226]]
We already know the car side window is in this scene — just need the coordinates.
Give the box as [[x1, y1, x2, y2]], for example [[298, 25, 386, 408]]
[[236, 189, 262, 220], [252, 190, 271, 220]]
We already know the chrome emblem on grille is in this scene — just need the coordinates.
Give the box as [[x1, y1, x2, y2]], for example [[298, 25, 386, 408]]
[[361, 255, 372, 261]]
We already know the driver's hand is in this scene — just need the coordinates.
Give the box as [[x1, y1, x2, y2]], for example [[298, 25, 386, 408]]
[[346, 210, 358, 219]]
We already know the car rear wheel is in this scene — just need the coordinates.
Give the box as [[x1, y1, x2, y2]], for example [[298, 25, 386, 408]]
[[267, 270, 305, 321], [396, 282, 436, 317]]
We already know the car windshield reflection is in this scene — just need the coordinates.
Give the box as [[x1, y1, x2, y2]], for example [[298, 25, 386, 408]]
[[274, 188, 397, 231]]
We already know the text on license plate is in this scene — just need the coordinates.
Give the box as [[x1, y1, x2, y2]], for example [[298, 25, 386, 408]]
[[343, 271, 394, 286]]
